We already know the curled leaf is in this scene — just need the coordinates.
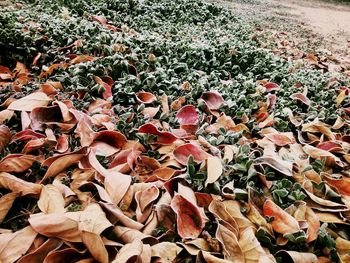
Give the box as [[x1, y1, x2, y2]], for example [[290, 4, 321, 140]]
[[138, 123, 177, 145], [171, 194, 204, 239], [173, 143, 209, 165], [176, 105, 198, 125], [263, 199, 300, 234]]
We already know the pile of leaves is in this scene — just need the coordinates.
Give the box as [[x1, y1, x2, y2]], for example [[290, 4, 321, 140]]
[[0, 0, 350, 262]]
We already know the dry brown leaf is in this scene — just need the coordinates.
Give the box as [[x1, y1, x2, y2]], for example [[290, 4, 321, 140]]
[[223, 200, 255, 232], [209, 200, 239, 237], [38, 184, 65, 214], [81, 231, 109, 263], [216, 224, 244, 263], [239, 227, 272, 263], [112, 239, 143, 263], [303, 144, 344, 167], [206, 156, 223, 186], [104, 171, 132, 205], [0, 192, 17, 223], [0, 125, 11, 153], [151, 242, 182, 262], [42, 152, 86, 181], [199, 251, 232, 263], [0, 226, 37, 263], [255, 156, 293, 177], [305, 207, 320, 243], [100, 202, 144, 230], [0, 154, 38, 173], [336, 237, 350, 263], [79, 203, 113, 234], [0, 172, 41, 196], [7, 92, 51, 111], [17, 238, 63, 263], [29, 212, 82, 242], [275, 250, 318, 263]]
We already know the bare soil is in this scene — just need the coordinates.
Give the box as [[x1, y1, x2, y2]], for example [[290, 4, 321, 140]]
[[281, 0, 350, 51], [209, 0, 350, 53]]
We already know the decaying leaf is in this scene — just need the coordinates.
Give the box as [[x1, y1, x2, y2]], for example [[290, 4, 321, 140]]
[[263, 199, 300, 234]]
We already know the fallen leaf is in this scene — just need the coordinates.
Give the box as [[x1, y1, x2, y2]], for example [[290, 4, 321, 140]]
[[138, 123, 177, 145], [0, 125, 11, 153], [216, 224, 244, 263], [104, 171, 132, 205], [176, 105, 198, 125], [136, 91, 157, 104], [7, 92, 51, 111], [336, 237, 350, 263], [29, 212, 82, 242], [206, 156, 223, 186], [200, 91, 225, 110], [79, 203, 113, 234], [275, 250, 318, 263], [173, 143, 210, 165], [171, 194, 204, 239], [0, 172, 41, 196], [263, 199, 300, 234], [0, 226, 37, 263], [239, 227, 271, 263], [81, 231, 108, 263], [0, 192, 17, 223], [0, 154, 37, 173], [38, 184, 65, 214], [17, 238, 62, 263], [151, 242, 182, 262]]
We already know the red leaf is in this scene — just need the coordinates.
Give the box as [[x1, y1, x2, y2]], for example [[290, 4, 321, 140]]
[[11, 130, 46, 142], [136, 91, 157, 104], [94, 130, 127, 149], [138, 123, 177, 145], [317, 141, 343, 153], [200, 91, 224, 110], [267, 94, 277, 109], [264, 82, 280, 92], [176, 105, 198, 125], [94, 76, 112, 99], [171, 194, 204, 239], [173, 143, 209, 165], [290, 93, 311, 106]]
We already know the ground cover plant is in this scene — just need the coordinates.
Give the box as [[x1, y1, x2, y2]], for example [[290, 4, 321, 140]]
[[0, 0, 350, 262]]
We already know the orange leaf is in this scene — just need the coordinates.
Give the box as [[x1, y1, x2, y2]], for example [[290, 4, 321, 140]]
[[263, 199, 300, 234]]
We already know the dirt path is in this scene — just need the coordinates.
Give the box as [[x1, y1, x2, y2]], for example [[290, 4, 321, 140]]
[[209, 0, 350, 53], [279, 0, 350, 51]]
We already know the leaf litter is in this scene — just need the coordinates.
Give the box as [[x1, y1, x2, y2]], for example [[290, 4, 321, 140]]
[[0, 0, 350, 262]]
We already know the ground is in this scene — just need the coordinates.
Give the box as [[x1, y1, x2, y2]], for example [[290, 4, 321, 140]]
[[209, 0, 350, 53]]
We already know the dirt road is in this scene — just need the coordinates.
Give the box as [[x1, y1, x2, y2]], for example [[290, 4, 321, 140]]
[[209, 0, 350, 53], [282, 0, 350, 50]]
